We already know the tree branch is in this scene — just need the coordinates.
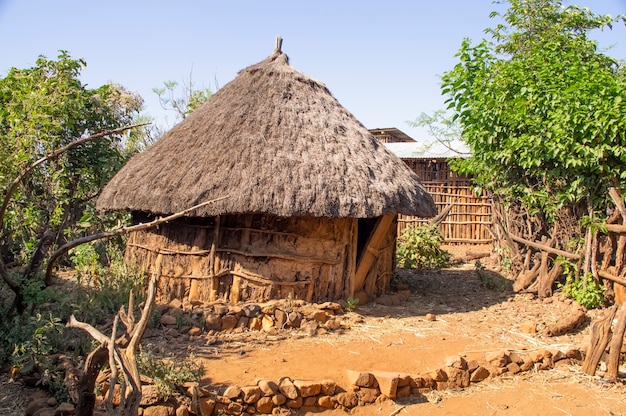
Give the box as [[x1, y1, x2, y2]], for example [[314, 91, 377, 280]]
[[45, 196, 228, 285]]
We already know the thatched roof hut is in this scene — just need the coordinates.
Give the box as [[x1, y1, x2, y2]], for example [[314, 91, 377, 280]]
[[97, 39, 436, 305]]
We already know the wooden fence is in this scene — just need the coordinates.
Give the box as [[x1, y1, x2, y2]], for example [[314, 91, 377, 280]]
[[399, 180, 493, 245]]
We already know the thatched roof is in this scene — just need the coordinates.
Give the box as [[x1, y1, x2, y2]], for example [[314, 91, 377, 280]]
[[97, 42, 436, 218]]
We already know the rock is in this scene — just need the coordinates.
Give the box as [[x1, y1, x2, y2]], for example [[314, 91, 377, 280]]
[[467, 359, 480, 372], [168, 299, 183, 309], [278, 377, 299, 399], [242, 304, 261, 318], [346, 370, 375, 387], [213, 303, 229, 316], [371, 371, 400, 398], [429, 368, 448, 382], [509, 351, 524, 364], [140, 384, 161, 406], [445, 355, 468, 370], [25, 398, 50, 416], [320, 379, 336, 395], [324, 316, 342, 330], [204, 313, 221, 330], [293, 379, 321, 397], [248, 317, 262, 331], [303, 396, 317, 407], [300, 320, 318, 336], [223, 385, 242, 400], [257, 379, 279, 396], [262, 315, 276, 334], [274, 309, 287, 328], [241, 386, 261, 404], [175, 405, 190, 416], [506, 362, 522, 374], [142, 404, 175, 416], [54, 403, 74, 415], [286, 395, 303, 409], [46, 397, 57, 407], [396, 385, 411, 398], [397, 374, 412, 387], [520, 321, 537, 334], [272, 394, 286, 406], [470, 366, 490, 382], [444, 367, 470, 389], [236, 316, 249, 329], [160, 314, 177, 326], [306, 309, 328, 323], [358, 387, 380, 404], [566, 348, 583, 361], [425, 313, 437, 321], [335, 392, 358, 408], [376, 295, 394, 306], [318, 395, 335, 408], [286, 311, 303, 328], [256, 397, 274, 413], [485, 350, 510, 367], [221, 315, 238, 331], [188, 327, 202, 337]]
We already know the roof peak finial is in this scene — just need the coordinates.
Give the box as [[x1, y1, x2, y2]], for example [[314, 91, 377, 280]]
[[274, 36, 283, 53]]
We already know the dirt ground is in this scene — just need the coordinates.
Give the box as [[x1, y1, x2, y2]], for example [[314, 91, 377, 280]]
[[3, 246, 626, 415]]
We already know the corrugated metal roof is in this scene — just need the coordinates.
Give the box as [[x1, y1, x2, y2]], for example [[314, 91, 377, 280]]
[[384, 140, 470, 159]]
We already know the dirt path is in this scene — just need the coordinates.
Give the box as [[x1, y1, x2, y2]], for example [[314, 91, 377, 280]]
[[153, 262, 626, 415]]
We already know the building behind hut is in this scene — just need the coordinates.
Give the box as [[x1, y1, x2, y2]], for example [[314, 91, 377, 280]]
[[97, 41, 436, 306], [372, 128, 492, 245]]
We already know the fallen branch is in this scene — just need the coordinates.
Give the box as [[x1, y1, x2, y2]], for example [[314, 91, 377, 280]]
[[45, 196, 228, 285], [604, 302, 626, 382], [509, 233, 580, 260], [582, 305, 617, 375], [598, 270, 626, 288]]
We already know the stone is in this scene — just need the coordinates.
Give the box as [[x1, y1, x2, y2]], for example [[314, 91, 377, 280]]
[[293, 379, 321, 397], [358, 387, 380, 404], [223, 385, 242, 400], [236, 316, 249, 329], [520, 321, 537, 334], [242, 304, 261, 318], [488, 365, 508, 377], [188, 327, 202, 337], [221, 315, 238, 331], [485, 350, 510, 367], [140, 384, 161, 406], [444, 367, 470, 389], [286, 396, 303, 409], [335, 392, 358, 408], [371, 371, 400, 398], [160, 314, 177, 326], [272, 408, 292, 416], [175, 405, 190, 416], [168, 299, 183, 309], [241, 386, 261, 404], [248, 317, 262, 331], [257, 379, 279, 396], [262, 315, 276, 333], [346, 370, 375, 387], [320, 379, 336, 395], [306, 309, 328, 323], [397, 374, 412, 387], [256, 397, 274, 413], [300, 320, 318, 336], [272, 394, 286, 406], [550, 349, 566, 362], [470, 366, 490, 382], [274, 309, 287, 328], [54, 403, 75, 415], [318, 395, 335, 408], [467, 359, 480, 372], [278, 377, 299, 399], [324, 316, 342, 330], [204, 313, 221, 330], [226, 401, 244, 414], [396, 385, 411, 398], [213, 303, 229, 316], [425, 313, 437, 321], [520, 359, 535, 372], [46, 398, 57, 407], [303, 396, 317, 407], [506, 362, 522, 374], [566, 348, 583, 361], [286, 311, 303, 328], [376, 294, 394, 306], [509, 351, 524, 364], [445, 355, 468, 370], [25, 398, 50, 416], [429, 368, 448, 382], [32, 410, 55, 416], [142, 404, 175, 416]]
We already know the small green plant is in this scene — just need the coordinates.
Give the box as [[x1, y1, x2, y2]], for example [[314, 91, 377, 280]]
[[396, 224, 450, 269], [137, 350, 204, 400], [344, 297, 359, 312], [557, 258, 605, 309]]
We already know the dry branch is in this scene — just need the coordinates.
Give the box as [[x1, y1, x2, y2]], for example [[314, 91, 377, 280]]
[[582, 305, 617, 375], [509, 233, 579, 260], [45, 196, 228, 284], [604, 302, 626, 382]]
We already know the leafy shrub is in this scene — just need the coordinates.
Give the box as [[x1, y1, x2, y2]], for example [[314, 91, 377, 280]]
[[557, 258, 605, 309], [396, 224, 450, 269], [137, 350, 204, 400]]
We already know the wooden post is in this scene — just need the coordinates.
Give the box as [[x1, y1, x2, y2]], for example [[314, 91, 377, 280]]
[[209, 215, 221, 301]]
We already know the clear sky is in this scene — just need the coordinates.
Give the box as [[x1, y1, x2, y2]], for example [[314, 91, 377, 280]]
[[0, 0, 625, 141]]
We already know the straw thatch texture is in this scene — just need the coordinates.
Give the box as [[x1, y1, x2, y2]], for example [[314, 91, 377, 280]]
[[97, 49, 435, 219]]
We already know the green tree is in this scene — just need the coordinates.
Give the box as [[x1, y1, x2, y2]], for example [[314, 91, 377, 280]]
[[153, 75, 212, 127], [442, 0, 626, 222], [0, 51, 144, 266]]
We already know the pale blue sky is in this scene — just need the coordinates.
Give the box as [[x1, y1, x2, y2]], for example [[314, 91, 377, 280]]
[[1, 1, 625, 141]]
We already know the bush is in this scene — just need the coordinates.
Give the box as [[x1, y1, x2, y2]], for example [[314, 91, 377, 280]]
[[396, 224, 450, 269], [557, 258, 605, 309]]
